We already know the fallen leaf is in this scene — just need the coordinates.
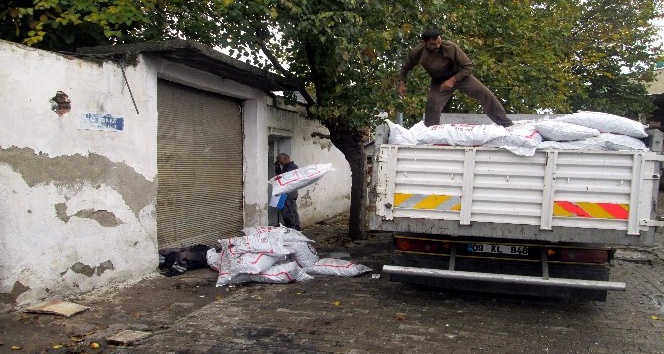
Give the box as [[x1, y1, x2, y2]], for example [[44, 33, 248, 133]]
[[334, 301, 341, 306], [215, 294, 223, 301], [53, 344, 63, 349], [70, 335, 85, 342], [650, 315, 660, 320], [395, 313, 407, 321], [10, 345, 22, 350]]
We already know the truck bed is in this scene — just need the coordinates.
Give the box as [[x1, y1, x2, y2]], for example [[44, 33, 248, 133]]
[[369, 124, 664, 247]]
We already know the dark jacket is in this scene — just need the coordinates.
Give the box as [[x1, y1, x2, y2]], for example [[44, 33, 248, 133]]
[[399, 40, 474, 86]]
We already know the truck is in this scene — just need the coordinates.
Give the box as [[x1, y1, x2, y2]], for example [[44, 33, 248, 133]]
[[369, 114, 664, 301]]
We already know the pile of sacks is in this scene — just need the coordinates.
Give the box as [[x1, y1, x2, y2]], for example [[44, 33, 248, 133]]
[[206, 226, 372, 287], [387, 111, 650, 156]]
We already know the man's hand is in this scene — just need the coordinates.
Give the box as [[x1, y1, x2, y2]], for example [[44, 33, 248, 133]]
[[398, 81, 406, 97], [440, 77, 457, 92]]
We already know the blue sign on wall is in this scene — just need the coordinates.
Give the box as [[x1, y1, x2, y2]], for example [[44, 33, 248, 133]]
[[78, 113, 125, 132]]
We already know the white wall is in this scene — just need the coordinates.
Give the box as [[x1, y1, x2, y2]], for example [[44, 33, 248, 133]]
[[0, 40, 351, 309], [0, 40, 158, 309], [266, 104, 352, 226]]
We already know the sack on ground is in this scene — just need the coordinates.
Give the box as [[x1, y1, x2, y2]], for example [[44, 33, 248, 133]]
[[304, 258, 373, 277], [241, 226, 313, 243], [206, 248, 222, 272], [286, 242, 319, 268], [216, 272, 251, 287], [219, 234, 291, 257], [270, 163, 336, 196], [226, 253, 284, 275], [249, 261, 313, 283]]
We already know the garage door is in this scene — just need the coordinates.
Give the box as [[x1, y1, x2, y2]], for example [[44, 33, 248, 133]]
[[157, 79, 243, 247]]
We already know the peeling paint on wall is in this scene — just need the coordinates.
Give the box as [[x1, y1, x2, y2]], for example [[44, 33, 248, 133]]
[[55, 204, 124, 227], [65, 260, 115, 277], [0, 147, 155, 218], [50, 91, 71, 116], [0, 282, 30, 306]]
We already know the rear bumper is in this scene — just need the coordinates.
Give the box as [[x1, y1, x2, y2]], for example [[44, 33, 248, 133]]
[[382, 265, 626, 292]]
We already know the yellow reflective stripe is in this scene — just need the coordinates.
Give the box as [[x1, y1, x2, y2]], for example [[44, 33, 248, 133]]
[[575, 202, 614, 219], [414, 195, 452, 209], [553, 203, 575, 217], [393, 193, 413, 207]]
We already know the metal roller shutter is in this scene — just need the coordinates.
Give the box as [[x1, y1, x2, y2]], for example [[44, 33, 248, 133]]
[[157, 79, 243, 247]]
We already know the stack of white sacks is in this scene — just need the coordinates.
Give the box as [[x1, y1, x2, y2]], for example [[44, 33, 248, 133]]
[[206, 226, 372, 287], [387, 111, 650, 156]]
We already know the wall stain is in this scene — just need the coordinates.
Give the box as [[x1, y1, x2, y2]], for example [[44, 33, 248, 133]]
[[0, 281, 30, 306], [300, 190, 313, 208], [96, 260, 114, 276], [55, 203, 70, 222], [65, 260, 114, 277], [0, 147, 155, 218], [74, 209, 124, 227]]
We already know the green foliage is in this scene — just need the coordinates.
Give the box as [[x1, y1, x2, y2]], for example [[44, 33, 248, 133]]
[[569, 0, 661, 119], [0, 0, 228, 51], [1, 0, 661, 123]]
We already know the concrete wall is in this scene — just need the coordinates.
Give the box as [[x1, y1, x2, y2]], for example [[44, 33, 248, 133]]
[[0, 40, 159, 310], [0, 40, 351, 309], [266, 104, 352, 226]]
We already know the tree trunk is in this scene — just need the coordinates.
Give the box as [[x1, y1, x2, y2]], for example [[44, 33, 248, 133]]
[[326, 124, 368, 241]]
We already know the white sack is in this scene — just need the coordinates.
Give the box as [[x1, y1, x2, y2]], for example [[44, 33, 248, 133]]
[[249, 261, 313, 283], [601, 133, 648, 151], [414, 124, 509, 146], [554, 111, 648, 138], [270, 163, 336, 196], [216, 272, 251, 287], [219, 234, 291, 257], [226, 253, 284, 275], [304, 258, 373, 277], [386, 120, 417, 145], [484, 124, 543, 156], [242, 226, 313, 243], [534, 120, 600, 141], [206, 248, 222, 272], [537, 136, 608, 151], [286, 242, 319, 268]]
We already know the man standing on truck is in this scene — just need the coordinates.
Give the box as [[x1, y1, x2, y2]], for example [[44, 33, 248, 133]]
[[398, 28, 513, 128], [274, 153, 302, 231]]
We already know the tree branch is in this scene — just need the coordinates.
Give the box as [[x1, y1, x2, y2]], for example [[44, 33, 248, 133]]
[[257, 39, 316, 108]]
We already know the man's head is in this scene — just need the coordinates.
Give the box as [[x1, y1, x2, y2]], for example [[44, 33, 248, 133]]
[[276, 153, 291, 166], [421, 28, 442, 52]]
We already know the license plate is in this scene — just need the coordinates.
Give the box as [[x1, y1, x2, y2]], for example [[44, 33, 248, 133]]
[[466, 243, 529, 256]]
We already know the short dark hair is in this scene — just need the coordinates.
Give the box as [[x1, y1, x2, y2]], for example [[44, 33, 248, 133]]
[[421, 29, 441, 41]]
